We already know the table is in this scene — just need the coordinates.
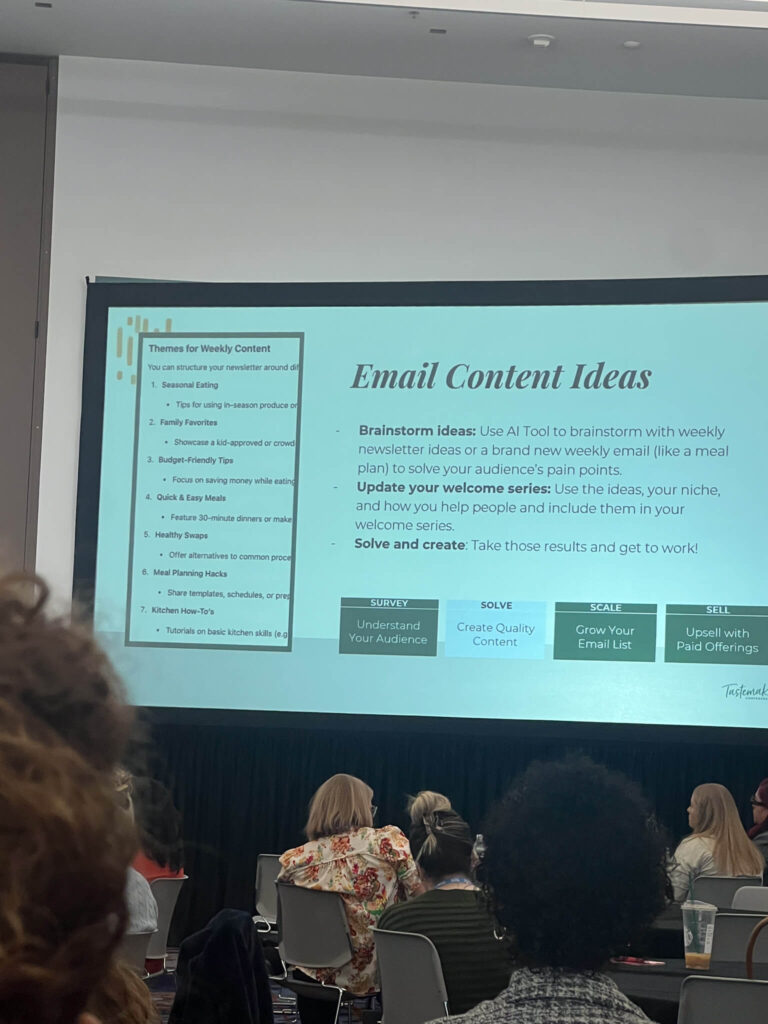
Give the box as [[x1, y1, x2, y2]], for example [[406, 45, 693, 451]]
[[631, 904, 761, 961], [607, 958, 768, 1024]]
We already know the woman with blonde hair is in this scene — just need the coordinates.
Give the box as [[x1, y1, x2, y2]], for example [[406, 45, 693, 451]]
[[279, 773, 420, 1023], [407, 790, 452, 825], [669, 783, 764, 901]]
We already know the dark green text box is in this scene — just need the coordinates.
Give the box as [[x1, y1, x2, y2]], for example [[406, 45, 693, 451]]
[[339, 598, 438, 657], [554, 605, 657, 662], [665, 606, 768, 665]]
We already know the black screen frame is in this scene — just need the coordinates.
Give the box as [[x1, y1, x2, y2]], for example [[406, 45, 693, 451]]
[[75, 275, 768, 746]]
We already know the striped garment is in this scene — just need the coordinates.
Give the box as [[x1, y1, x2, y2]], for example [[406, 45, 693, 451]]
[[378, 889, 512, 1014]]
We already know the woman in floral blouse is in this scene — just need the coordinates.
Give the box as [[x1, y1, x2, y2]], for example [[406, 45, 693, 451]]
[[279, 773, 420, 1021]]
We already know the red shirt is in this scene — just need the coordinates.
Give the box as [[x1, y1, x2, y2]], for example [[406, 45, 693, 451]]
[[133, 850, 185, 883]]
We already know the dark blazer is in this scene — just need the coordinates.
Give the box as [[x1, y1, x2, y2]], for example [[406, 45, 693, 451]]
[[169, 909, 274, 1024]]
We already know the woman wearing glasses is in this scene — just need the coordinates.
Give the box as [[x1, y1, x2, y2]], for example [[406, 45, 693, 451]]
[[279, 773, 420, 1023], [747, 779, 768, 875]]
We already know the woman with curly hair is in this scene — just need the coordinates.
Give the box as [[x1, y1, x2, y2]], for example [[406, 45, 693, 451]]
[[279, 773, 420, 1023], [0, 697, 139, 1024], [429, 755, 668, 1024], [0, 574, 132, 772]]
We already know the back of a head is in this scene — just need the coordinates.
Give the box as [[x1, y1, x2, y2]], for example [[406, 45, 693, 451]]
[[407, 790, 453, 826], [410, 809, 473, 882], [305, 773, 373, 840], [692, 782, 764, 876], [481, 754, 667, 971], [0, 574, 132, 773], [132, 776, 184, 872], [0, 697, 136, 1024], [86, 962, 159, 1024]]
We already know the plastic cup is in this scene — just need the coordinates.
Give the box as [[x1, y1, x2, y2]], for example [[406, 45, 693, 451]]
[[682, 900, 717, 970]]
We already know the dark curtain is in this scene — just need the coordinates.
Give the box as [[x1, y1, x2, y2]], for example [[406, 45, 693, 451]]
[[149, 720, 768, 944]]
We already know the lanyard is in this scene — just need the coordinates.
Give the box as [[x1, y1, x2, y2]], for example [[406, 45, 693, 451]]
[[434, 876, 475, 889]]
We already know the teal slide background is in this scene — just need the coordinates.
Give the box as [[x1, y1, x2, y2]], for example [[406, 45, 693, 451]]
[[92, 301, 768, 727]]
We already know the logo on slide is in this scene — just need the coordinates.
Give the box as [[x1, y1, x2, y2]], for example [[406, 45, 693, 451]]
[[721, 683, 768, 701]]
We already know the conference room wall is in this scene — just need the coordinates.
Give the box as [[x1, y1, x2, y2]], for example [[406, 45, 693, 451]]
[[39, 54, 768, 603]]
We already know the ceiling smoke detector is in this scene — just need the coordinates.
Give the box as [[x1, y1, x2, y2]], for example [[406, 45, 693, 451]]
[[528, 33, 555, 47]]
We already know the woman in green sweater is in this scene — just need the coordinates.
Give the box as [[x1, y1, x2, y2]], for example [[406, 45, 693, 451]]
[[378, 807, 512, 1014]]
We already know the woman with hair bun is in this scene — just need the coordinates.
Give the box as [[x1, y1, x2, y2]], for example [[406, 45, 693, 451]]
[[378, 808, 512, 1014], [407, 790, 452, 825]]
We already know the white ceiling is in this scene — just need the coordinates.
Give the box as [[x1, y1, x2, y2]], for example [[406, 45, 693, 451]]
[[3, 0, 768, 99]]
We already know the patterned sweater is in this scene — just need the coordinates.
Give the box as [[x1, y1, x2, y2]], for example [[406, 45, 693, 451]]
[[427, 966, 651, 1024]]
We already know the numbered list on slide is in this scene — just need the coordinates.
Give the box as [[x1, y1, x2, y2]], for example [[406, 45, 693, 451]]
[[126, 332, 302, 649]]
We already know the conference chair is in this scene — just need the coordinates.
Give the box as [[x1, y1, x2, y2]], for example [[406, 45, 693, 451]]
[[147, 875, 188, 973], [373, 928, 450, 1024], [118, 929, 156, 974], [733, 886, 768, 913], [254, 852, 281, 933], [277, 882, 356, 1024], [711, 913, 768, 963], [678, 975, 768, 1024], [693, 875, 762, 908]]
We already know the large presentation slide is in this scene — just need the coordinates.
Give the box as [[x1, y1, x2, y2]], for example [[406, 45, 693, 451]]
[[78, 280, 768, 729]]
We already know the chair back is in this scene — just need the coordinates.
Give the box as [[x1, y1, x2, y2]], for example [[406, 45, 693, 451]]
[[118, 929, 156, 972], [711, 913, 768, 963], [374, 929, 449, 1024], [678, 975, 768, 1024], [694, 875, 762, 908], [733, 886, 768, 913], [277, 883, 353, 970], [255, 853, 281, 924], [147, 876, 188, 959]]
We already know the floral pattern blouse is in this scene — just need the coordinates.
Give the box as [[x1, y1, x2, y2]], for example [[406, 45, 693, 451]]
[[278, 825, 420, 994]]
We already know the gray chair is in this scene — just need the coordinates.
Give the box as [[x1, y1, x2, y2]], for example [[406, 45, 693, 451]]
[[147, 875, 187, 970], [693, 875, 762, 908], [277, 882, 356, 1024], [118, 929, 156, 973], [254, 853, 281, 931], [373, 928, 449, 1024], [733, 886, 768, 913], [678, 975, 768, 1024], [711, 913, 768, 963]]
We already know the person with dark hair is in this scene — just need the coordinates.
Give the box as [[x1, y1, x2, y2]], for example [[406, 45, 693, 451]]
[[0, 696, 137, 1024], [748, 778, 768, 872], [0, 572, 157, 1024], [0, 574, 132, 773], [131, 776, 185, 881], [428, 755, 667, 1024], [379, 808, 512, 1014]]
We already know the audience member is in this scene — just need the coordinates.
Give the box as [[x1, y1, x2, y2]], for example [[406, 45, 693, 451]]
[[0, 573, 132, 772], [379, 808, 511, 1013], [0, 696, 136, 1024], [428, 755, 667, 1024], [86, 962, 159, 1024], [747, 778, 768, 872], [0, 572, 158, 1023], [669, 782, 764, 901], [407, 790, 452, 824], [132, 776, 185, 882], [279, 773, 420, 1023], [113, 769, 159, 936]]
